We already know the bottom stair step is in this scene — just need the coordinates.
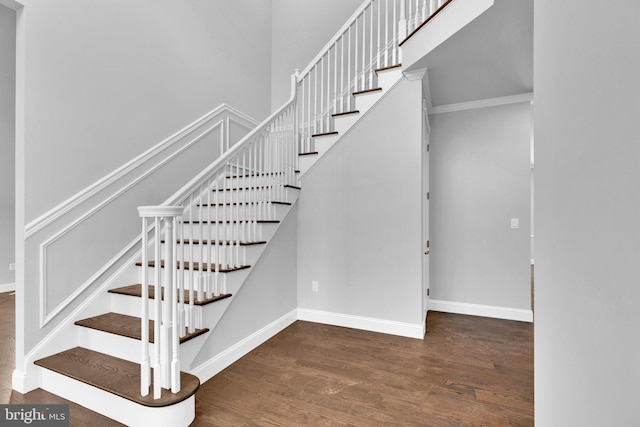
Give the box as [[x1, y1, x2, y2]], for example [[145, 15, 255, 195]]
[[74, 312, 209, 344], [34, 347, 200, 408]]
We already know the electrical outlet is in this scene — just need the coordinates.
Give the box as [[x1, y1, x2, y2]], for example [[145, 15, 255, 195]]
[[510, 218, 519, 229], [9, 263, 15, 271], [312, 280, 319, 292]]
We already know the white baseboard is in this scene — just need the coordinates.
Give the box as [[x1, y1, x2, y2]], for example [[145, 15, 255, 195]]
[[0, 282, 15, 293], [429, 299, 533, 323], [190, 309, 298, 383], [297, 308, 425, 339]]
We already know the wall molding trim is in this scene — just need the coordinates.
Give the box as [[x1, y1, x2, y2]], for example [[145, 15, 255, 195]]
[[297, 308, 426, 339], [30, 105, 256, 326], [429, 299, 533, 322], [190, 309, 298, 383], [25, 104, 258, 239], [429, 93, 534, 115], [0, 282, 15, 293]]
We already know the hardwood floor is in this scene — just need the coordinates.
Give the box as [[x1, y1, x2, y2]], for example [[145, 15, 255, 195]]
[[1, 291, 533, 426], [192, 314, 533, 426]]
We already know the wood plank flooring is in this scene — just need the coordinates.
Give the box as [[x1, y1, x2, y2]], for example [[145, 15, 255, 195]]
[[192, 314, 533, 426], [1, 291, 533, 426]]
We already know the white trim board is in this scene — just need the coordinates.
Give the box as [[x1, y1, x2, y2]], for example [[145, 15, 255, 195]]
[[25, 104, 258, 238], [0, 282, 15, 293], [429, 93, 534, 115], [190, 309, 298, 384], [297, 308, 425, 339], [429, 299, 533, 323]]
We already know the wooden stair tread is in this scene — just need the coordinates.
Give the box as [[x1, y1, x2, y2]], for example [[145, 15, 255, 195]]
[[375, 63, 402, 73], [135, 260, 250, 273], [331, 110, 360, 117], [311, 131, 338, 138], [353, 87, 382, 96], [196, 201, 291, 207], [285, 184, 301, 190], [299, 151, 318, 156], [74, 312, 209, 344], [109, 284, 233, 306], [212, 185, 286, 192], [182, 219, 279, 224], [34, 347, 199, 408], [225, 172, 286, 178], [162, 239, 267, 246]]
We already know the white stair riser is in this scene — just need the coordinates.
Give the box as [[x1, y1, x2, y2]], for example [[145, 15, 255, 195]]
[[184, 203, 289, 221], [376, 68, 403, 91], [205, 186, 299, 203], [37, 367, 195, 427], [332, 114, 360, 135], [77, 320, 214, 370], [178, 222, 278, 241], [158, 242, 265, 264], [354, 91, 383, 113], [222, 176, 293, 188]]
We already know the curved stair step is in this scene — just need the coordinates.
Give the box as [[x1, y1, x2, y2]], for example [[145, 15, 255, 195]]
[[34, 347, 199, 408]]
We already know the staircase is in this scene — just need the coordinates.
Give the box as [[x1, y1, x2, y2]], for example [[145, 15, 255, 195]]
[[25, 0, 459, 425]]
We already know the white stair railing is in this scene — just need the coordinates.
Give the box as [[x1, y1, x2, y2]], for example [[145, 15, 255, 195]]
[[137, 73, 298, 398], [136, 0, 452, 398], [296, 0, 451, 155]]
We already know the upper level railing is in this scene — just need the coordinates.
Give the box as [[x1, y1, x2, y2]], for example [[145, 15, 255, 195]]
[[297, 0, 453, 154], [137, 0, 454, 398]]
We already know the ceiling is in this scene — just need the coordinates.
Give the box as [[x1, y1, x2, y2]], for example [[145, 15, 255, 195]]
[[417, 0, 533, 106]]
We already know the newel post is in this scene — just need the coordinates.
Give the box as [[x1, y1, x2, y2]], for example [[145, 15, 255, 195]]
[[138, 206, 184, 398]]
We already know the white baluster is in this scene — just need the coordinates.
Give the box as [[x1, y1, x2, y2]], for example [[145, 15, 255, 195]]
[[153, 217, 161, 398], [385, 0, 389, 67], [392, 0, 398, 64], [348, 26, 352, 110], [369, 5, 374, 88], [377, 0, 381, 70], [361, 12, 366, 90], [140, 217, 150, 397]]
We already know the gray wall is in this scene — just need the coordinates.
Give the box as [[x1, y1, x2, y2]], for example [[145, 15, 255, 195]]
[[429, 103, 531, 310], [191, 204, 298, 366], [535, 0, 640, 424], [297, 78, 424, 326], [22, 0, 273, 223], [0, 5, 15, 286], [270, 0, 363, 111]]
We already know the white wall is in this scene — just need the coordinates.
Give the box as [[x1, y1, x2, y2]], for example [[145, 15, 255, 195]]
[[21, 0, 272, 222], [429, 102, 531, 311], [270, 0, 363, 111], [0, 5, 15, 286], [297, 78, 424, 329], [535, 0, 640, 424]]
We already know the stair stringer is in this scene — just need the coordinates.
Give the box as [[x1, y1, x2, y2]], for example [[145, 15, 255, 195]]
[[187, 202, 299, 382], [299, 70, 405, 178]]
